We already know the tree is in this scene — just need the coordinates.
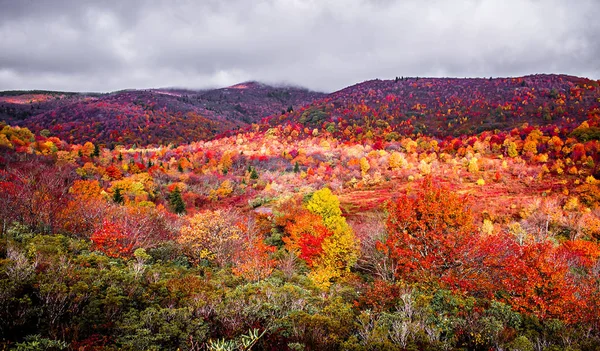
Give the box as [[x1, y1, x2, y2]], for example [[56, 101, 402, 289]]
[[91, 220, 134, 258], [232, 230, 276, 282], [360, 157, 370, 176], [81, 142, 95, 157], [178, 209, 244, 266], [304, 188, 358, 288], [250, 167, 259, 180], [112, 187, 124, 204], [389, 152, 407, 170], [169, 187, 186, 214], [92, 143, 100, 157], [381, 177, 477, 284], [283, 210, 332, 267]]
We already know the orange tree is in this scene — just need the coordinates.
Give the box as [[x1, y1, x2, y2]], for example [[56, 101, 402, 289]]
[[380, 177, 478, 286]]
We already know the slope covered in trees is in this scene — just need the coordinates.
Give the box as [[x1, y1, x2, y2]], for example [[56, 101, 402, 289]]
[[268, 74, 600, 141], [0, 83, 324, 147], [1, 75, 600, 350]]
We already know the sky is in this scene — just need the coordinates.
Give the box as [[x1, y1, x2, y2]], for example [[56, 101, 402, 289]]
[[0, 0, 598, 93]]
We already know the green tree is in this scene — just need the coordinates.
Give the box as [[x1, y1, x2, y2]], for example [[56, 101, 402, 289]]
[[112, 187, 124, 204], [92, 143, 100, 157], [169, 187, 186, 214]]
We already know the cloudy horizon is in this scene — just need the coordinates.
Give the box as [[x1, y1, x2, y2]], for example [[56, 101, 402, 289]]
[[0, 0, 598, 93]]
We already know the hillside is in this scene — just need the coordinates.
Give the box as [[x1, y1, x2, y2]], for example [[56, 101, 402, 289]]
[[267, 74, 600, 141], [1, 75, 600, 350], [4, 75, 599, 147], [0, 83, 324, 147]]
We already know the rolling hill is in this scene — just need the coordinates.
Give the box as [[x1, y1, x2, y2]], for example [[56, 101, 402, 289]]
[[267, 74, 600, 141], [0, 82, 324, 147]]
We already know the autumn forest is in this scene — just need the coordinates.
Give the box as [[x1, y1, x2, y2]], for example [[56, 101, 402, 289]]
[[1, 74, 600, 350]]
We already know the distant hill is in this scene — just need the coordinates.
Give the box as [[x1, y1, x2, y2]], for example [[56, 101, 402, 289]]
[[0, 82, 324, 146], [3, 75, 600, 147], [266, 74, 600, 141]]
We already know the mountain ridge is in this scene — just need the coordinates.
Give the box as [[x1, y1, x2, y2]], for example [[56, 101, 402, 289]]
[[2, 74, 599, 146]]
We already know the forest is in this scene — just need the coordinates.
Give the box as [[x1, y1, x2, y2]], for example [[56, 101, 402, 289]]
[[1, 74, 600, 350]]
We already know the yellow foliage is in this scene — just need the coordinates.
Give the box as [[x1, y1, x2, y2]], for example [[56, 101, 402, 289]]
[[403, 138, 418, 153], [586, 176, 598, 185], [81, 142, 95, 157], [305, 188, 359, 289], [481, 219, 494, 235], [522, 139, 537, 154], [467, 157, 479, 173], [563, 197, 579, 211], [178, 210, 243, 266], [56, 151, 77, 165], [504, 140, 518, 158], [209, 179, 234, 200], [536, 153, 549, 163], [0, 134, 12, 149], [389, 151, 407, 170], [110, 173, 155, 201], [418, 160, 431, 175], [360, 157, 370, 176], [219, 151, 233, 173]]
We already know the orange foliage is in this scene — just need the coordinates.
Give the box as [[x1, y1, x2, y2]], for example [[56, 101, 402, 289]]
[[232, 233, 276, 281], [381, 177, 477, 284], [283, 210, 332, 266]]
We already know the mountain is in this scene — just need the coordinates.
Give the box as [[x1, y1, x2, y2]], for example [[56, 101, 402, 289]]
[[0, 82, 324, 146], [3, 75, 599, 147], [267, 74, 600, 141]]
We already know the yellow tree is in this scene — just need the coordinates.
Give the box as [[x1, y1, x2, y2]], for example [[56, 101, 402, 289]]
[[219, 151, 234, 174], [81, 142, 95, 157], [389, 151, 407, 170], [178, 209, 243, 266], [360, 157, 370, 177], [305, 188, 358, 288]]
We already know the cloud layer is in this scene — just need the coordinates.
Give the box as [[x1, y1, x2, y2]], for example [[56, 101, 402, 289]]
[[0, 0, 598, 92]]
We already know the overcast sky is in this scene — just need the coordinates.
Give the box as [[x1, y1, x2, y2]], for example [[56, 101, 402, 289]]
[[0, 0, 598, 93]]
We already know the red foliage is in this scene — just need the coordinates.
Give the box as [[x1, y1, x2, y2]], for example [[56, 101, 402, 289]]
[[381, 177, 477, 283], [356, 279, 401, 312], [284, 210, 332, 266], [90, 220, 134, 259]]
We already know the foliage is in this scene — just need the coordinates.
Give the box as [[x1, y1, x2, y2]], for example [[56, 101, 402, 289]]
[[90, 220, 134, 258], [2, 75, 600, 350], [177, 209, 244, 266], [381, 177, 477, 284]]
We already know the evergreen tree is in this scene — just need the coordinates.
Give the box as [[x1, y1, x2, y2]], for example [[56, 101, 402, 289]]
[[92, 143, 100, 157], [169, 187, 186, 214], [293, 161, 300, 173], [250, 168, 259, 180], [112, 187, 124, 204]]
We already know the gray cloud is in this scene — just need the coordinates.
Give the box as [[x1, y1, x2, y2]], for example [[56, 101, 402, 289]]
[[0, 0, 598, 92]]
